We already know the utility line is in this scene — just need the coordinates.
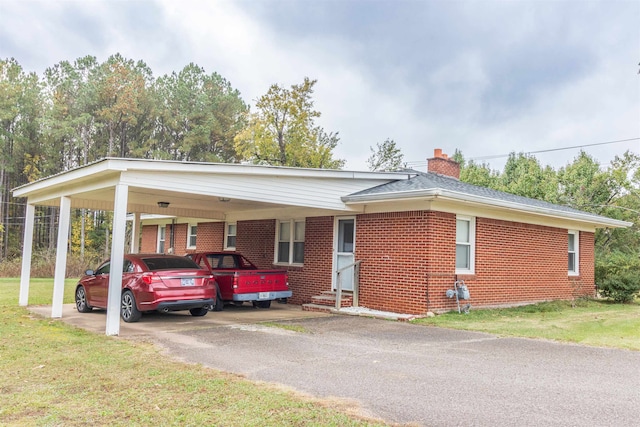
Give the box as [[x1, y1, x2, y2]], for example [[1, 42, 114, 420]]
[[472, 137, 640, 161], [404, 137, 639, 167]]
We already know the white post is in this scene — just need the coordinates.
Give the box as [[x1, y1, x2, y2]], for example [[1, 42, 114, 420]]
[[131, 212, 141, 253], [19, 203, 35, 306], [52, 196, 71, 318], [106, 183, 129, 336]]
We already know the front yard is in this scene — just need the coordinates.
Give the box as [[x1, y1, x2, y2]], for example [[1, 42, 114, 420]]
[[0, 278, 385, 426], [413, 299, 640, 350]]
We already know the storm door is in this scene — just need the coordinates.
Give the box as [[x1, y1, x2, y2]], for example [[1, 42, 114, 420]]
[[334, 217, 355, 291]]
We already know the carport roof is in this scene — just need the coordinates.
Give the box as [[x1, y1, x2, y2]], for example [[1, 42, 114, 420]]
[[12, 157, 415, 218]]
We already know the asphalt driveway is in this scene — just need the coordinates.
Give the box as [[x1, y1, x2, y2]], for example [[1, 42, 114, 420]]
[[32, 304, 640, 426]]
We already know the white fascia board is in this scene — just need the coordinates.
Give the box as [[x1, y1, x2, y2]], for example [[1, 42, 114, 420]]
[[12, 159, 124, 197], [19, 175, 122, 204], [343, 188, 632, 229], [99, 157, 414, 180], [438, 189, 632, 228]]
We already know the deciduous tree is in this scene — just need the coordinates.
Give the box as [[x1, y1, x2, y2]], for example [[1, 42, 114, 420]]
[[235, 77, 344, 168], [367, 138, 404, 171]]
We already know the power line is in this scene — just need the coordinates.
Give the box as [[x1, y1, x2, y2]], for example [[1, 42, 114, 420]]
[[404, 136, 639, 167], [472, 137, 640, 161]]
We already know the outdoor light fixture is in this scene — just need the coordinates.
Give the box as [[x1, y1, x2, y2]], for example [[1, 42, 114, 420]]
[[218, 197, 231, 202], [157, 201, 170, 208]]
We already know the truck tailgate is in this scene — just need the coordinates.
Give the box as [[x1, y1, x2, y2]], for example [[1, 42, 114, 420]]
[[233, 270, 288, 292]]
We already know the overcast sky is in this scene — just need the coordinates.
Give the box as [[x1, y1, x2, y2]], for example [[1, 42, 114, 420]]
[[1, 0, 638, 172]]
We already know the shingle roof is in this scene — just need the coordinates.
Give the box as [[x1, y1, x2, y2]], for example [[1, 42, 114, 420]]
[[344, 170, 630, 227]]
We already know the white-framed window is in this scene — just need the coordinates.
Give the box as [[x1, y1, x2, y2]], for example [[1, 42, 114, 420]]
[[455, 215, 475, 274], [224, 222, 237, 250], [568, 230, 579, 275], [187, 224, 197, 249], [275, 219, 305, 265], [157, 225, 166, 253]]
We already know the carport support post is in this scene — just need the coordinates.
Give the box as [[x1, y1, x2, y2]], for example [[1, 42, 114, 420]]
[[106, 183, 129, 336], [52, 196, 71, 318], [130, 212, 141, 253], [19, 203, 35, 306]]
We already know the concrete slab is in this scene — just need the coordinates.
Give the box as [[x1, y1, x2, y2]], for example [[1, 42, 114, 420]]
[[28, 302, 330, 336]]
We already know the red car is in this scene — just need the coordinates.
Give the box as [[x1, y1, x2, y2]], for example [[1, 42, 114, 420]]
[[75, 254, 217, 323]]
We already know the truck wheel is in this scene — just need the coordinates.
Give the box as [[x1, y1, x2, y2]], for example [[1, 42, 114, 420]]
[[212, 288, 224, 311], [255, 300, 271, 309]]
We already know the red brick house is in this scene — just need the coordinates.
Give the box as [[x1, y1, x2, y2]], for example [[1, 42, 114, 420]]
[[133, 150, 628, 314], [13, 151, 630, 334]]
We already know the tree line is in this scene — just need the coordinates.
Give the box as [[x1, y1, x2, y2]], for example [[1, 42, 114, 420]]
[[0, 55, 341, 260]]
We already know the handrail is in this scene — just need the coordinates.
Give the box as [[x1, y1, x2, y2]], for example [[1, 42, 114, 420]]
[[335, 260, 362, 310]]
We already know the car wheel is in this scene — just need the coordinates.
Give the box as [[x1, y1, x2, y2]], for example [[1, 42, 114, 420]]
[[212, 288, 224, 312], [255, 300, 271, 309], [75, 286, 93, 313], [121, 290, 142, 323], [189, 307, 208, 317]]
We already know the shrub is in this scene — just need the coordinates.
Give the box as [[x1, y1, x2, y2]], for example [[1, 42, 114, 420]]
[[0, 250, 102, 278], [596, 251, 640, 303]]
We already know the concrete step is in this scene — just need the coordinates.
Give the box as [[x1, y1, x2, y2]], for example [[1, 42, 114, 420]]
[[301, 303, 335, 313], [309, 292, 353, 308]]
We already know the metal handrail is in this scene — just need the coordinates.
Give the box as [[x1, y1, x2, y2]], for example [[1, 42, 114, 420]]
[[335, 260, 362, 310]]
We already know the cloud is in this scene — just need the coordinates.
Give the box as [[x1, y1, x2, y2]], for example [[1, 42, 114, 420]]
[[1, 0, 638, 172]]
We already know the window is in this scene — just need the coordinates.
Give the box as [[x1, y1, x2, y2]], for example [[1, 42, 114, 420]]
[[455, 216, 475, 274], [224, 223, 237, 250], [568, 230, 579, 275], [187, 224, 197, 249], [276, 219, 305, 265], [95, 262, 110, 275], [157, 226, 166, 253]]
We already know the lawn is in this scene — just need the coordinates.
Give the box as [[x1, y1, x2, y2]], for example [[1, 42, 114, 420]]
[[0, 278, 385, 426], [412, 299, 640, 350]]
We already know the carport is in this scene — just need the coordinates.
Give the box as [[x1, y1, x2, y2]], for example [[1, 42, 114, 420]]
[[12, 158, 407, 336]]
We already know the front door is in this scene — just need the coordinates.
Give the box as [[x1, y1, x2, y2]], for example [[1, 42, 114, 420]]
[[334, 217, 355, 291]]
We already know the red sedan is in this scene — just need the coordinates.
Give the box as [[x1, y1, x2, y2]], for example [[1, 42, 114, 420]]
[[75, 254, 217, 322]]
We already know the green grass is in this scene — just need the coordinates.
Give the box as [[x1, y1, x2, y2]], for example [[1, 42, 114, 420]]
[[261, 322, 309, 333], [412, 299, 640, 350], [0, 278, 386, 426]]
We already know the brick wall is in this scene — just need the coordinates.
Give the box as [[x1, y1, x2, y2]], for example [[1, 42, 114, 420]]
[[286, 216, 334, 305], [236, 219, 276, 269], [140, 225, 158, 253], [576, 231, 595, 295], [356, 211, 432, 314], [169, 223, 187, 254], [195, 222, 224, 252], [444, 219, 596, 312], [355, 212, 596, 315]]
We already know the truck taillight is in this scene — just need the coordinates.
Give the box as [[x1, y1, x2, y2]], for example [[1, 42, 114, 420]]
[[233, 274, 238, 289]]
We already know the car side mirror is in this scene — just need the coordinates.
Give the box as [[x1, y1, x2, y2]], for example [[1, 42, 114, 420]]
[[85, 269, 95, 276]]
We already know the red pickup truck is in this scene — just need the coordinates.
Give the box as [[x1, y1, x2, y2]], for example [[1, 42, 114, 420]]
[[187, 252, 291, 310]]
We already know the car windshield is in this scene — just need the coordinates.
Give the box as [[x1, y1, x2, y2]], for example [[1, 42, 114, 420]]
[[141, 257, 201, 271]]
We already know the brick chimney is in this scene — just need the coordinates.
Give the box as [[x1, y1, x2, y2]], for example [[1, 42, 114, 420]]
[[427, 148, 460, 179]]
